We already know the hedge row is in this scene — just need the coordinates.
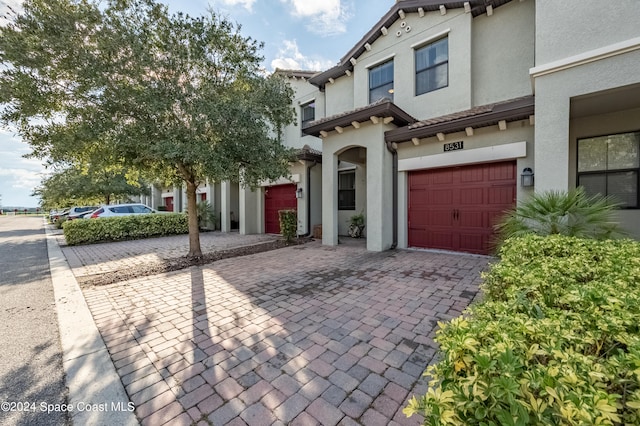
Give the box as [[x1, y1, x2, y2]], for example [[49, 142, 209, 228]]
[[63, 213, 188, 245], [405, 235, 640, 425]]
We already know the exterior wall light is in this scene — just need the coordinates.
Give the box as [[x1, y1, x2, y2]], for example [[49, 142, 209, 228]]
[[296, 187, 303, 199], [521, 167, 534, 187]]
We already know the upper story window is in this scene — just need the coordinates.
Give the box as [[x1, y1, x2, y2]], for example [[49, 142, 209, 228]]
[[415, 37, 448, 95], [577, 130, 640, 208], [369, 60, 394, 103], [301, 100, 315, 128]]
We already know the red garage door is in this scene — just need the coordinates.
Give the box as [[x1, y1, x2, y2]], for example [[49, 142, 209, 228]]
[[408, 161, 516, 255], [264, 184, 297, 234]]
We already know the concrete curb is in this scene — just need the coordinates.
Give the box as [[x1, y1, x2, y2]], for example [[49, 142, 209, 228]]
[[45, 222, 139, 426]]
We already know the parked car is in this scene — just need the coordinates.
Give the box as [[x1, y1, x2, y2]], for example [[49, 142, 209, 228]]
[[67, 206, 99, 221], [51, 209, 69, 223], [89, 203, 157, 218]]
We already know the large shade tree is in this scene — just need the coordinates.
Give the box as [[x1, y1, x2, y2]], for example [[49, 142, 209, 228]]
[[0, 0, 295, 257]]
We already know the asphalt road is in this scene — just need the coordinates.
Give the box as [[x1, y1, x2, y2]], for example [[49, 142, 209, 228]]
[[0, 216, 69, 426]]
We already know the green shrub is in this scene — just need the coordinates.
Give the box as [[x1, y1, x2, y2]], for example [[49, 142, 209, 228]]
[[196, 201, 218, 230], [494, 188, 624, 248], [278, 209, 297, 242], [63, 213, 188, 245], [405, 235, 640, 425]]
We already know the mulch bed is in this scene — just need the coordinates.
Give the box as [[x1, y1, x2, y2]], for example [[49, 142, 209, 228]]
[[77, 237, 311, 287]]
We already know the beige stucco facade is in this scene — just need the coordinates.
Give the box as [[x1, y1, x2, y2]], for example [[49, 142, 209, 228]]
[[159, 0, 639, 250]]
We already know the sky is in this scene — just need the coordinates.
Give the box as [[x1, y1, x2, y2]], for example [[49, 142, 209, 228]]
[[0, 0, 395, 208]]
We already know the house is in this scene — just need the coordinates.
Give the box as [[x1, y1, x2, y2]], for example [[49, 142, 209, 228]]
[[300, 0, 639, 255], [147, 0, 640, 255]]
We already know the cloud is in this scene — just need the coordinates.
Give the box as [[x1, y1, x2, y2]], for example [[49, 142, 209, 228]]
[[0, 167, 43, 189], [0, 0, 23, 25], [270, 39, 334, 72], [218, 0, 256, 12], [281, 0, 353, 36]]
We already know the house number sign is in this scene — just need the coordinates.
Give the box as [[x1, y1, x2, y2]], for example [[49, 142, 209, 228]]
[[444, 141, 464, 152]]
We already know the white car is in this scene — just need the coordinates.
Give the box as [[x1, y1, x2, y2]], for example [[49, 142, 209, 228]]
[[89, 203, 157, 218]]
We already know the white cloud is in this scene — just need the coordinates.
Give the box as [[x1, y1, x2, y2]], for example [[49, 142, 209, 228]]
[[270, 39, 334, 72], [281, 0, 352, 36], [218, 0, 256, 12], [0, 0, 23, 26], [0, 167, 43, 189]]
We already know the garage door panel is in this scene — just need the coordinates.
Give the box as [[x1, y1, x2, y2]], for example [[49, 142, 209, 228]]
[[265, 184, 297, 234], [409, 161, 516, 255], [460, 187, 484, 205]]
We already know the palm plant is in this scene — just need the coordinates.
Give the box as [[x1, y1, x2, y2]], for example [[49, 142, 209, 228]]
[[494, 187, 625, 245]]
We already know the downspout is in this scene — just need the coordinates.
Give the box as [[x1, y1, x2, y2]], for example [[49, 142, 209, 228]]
[[299, 160, 318, 238], [385, 141, 398, 249]]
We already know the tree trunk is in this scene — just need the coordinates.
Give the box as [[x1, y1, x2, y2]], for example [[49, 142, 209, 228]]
[[186, 180, 202, 258], [105, 194, 111, 205]]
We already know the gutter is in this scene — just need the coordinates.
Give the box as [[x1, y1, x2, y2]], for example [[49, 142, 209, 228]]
[[385, 141, 398, 249]]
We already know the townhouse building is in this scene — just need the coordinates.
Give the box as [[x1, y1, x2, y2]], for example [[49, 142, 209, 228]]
[[147, 0, 640, 255]]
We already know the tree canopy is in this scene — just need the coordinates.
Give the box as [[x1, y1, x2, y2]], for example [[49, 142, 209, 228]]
[[0, 0, 296, 257]]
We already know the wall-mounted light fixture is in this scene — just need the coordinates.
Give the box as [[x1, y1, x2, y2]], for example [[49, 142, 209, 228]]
[[296, 187, 303, 199], [521, 167, 534, 187]]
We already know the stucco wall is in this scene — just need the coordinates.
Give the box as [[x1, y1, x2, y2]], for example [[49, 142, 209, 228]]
[[282, 78, 324, 152], [324, 74, 354, 117], [534, 49, 640, 192], [535, 0, 640, 65], [348, 9, 472, 119], [322, 121, 395, 251], [472, 0, 534, 105], [569, 107, 640, 239]]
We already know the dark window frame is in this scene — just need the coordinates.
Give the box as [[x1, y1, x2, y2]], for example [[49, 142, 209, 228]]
[[338, 170, 356, 211], [301, 100, 315, 130], [577, 130, 640, 209], [415, 37, 449, 96], [369, 59, 394, 104]]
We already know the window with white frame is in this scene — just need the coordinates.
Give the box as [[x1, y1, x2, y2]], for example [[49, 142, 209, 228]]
[[301, 100, 315, 128], [369, 60, 394, 103], [577, 130, 640, 208], [415, 37, 448, 96], [338, 170, 356, 210]]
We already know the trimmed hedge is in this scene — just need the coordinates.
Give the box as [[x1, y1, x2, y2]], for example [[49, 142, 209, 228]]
[[63, 213, 188, 245], [405, 235, 640, 425]]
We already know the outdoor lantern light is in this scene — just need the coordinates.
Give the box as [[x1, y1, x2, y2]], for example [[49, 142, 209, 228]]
[[296, 187, 303, 199], [521, 167, 534, 187]]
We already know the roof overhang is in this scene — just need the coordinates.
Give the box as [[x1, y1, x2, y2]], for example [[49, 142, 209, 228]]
[[302, 100, 416, 138], [385, 95, 534, 143], [309, 0, 515, 90]]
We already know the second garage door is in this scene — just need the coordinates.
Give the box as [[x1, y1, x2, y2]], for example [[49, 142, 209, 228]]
[[264, 184, 297, 234], [408, 161, 516, 255]]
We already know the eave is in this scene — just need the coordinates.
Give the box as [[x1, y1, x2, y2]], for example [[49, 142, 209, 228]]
[[308, 0, 515, 90], [302, 99, 416, 138], [385, 95, 534, 143]]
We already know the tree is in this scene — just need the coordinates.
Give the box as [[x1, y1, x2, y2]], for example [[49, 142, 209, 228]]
[[0, 0, 295, 257], [33, 162, 149, 209]]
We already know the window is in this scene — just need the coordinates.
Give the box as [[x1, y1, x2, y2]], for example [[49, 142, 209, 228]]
[[369, 60, 394, 103], [301, 100, 315, 128], [415, 37, 448, 95], [577, 131, 640, 208], [338, 170, 356, 210]]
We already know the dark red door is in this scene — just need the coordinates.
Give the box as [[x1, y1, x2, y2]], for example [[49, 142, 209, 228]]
[[165, 196, 174, 212], [408, 161, 516, 254], [264, 184, 297, 234]]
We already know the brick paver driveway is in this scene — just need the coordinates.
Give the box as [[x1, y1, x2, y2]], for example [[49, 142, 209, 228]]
[[79, 239, 489, 425]]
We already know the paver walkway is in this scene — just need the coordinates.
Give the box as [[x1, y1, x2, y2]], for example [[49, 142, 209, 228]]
[[59, 231, 278, 278], [76, 237, 489, 425]]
